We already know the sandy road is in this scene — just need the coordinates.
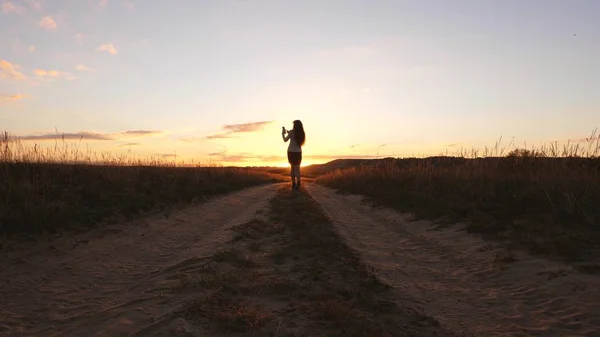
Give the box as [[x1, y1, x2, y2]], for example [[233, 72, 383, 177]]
[[0, 184, 278, 337], [306, 183, 600, 337], [2, 182, 599, 337]]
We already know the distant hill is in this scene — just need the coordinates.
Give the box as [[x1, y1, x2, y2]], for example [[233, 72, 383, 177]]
[[301, 158, 375, 176], [251, 159, 374, 176], [307, 155, 598, 175], [256, 155, 600, 177]]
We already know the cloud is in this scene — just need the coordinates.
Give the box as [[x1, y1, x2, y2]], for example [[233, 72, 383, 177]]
[[223, 121, 273, 133], [119, 142, 140, 147], [2, 1, 26, 14], [446, 143, 463, 148], [0, 59, 26, 80], [206, 133, 236, 139], [208, 151, 227, 156], [0, 94, 26, 101], [34, 68, 75, 80], [75, 64, 94, 72], [38, 16, 57, 31], [96, 43, 117, 55], [75, 33, 84, 44], [14, 130, 163, 142], [34, 69, 60, 77], [206, 120, 274, 139], [121, 130, 161, 136], [156, 153, 177, 158], [16, 132, 115, 141], [29, 45, 35, 52], [99, 0, 107, 7]]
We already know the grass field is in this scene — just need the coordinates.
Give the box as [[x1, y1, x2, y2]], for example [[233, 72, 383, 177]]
[[5, 128, 600, 264], [0, 133, 277, 238], [317, 136, 600, 262]]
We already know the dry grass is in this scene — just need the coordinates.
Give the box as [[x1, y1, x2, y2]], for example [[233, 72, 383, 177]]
[[0, 132, 276, 238], [317, 132, 600, 262], [176, 186, 452, 337]]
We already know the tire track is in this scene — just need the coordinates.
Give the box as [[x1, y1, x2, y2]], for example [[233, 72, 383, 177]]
[[306, 183, 600, 337], [0, 184, 279, 337]]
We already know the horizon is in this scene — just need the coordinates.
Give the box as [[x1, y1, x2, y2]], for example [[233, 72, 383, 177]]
[[2, 1, 599, 167]]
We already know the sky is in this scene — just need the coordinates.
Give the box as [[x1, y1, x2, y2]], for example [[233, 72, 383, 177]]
[[1, 0, 599, 166]]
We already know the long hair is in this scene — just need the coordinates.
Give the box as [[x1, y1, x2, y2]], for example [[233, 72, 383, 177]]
[[293, 120, 305, 146]]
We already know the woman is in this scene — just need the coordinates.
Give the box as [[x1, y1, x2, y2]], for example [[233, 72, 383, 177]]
[[282, 120, 306, 190]]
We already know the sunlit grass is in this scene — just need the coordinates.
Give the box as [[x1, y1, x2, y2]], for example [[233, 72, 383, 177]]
[[0, 131, 220, 167], [317, 129, 600, 261], [0, 131, 276, 238]]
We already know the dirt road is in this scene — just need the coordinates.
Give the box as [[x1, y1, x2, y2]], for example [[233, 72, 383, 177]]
[[0, 184, 278, 337], [2, 182, 599, 336], [306, 183, 600, 337]]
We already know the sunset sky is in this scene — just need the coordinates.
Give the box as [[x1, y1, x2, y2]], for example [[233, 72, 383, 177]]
[[1, 0, 599, 166]]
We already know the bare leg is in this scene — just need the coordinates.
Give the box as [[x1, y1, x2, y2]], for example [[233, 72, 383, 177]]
[[295, 165, 301, 188], [290, 165, 296, 187]]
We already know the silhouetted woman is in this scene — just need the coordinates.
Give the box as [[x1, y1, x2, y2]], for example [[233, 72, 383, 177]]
[[282, 120, 306, 190]]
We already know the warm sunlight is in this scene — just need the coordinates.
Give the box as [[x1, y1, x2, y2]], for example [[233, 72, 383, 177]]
[[2, 2, 600, 336], [268, 160, 317, 168], [1, 1, 599, 165]]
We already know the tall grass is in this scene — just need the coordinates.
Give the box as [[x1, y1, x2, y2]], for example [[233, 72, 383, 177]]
[[317, 131, 600, 261], [0, 132, 275, 237]]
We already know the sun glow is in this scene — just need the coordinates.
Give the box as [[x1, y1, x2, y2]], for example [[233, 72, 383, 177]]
[[274, 160, 318, 168]]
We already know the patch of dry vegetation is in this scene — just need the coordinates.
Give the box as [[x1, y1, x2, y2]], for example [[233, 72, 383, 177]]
[[317, 134, 600, 262], [174, 187, 451, 337], [0, 133, 276, 238]]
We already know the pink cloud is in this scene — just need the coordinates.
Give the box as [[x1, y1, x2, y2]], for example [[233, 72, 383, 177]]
[[0, 59, 26, 80], [0, 94, 26, 101], [96, 43, 117, 55], [2, 1, 27, 14], [33, 68, 76, 81], [75, 64, 94, 72], [34, 69, 59, 77], [38, 16, 57, 31], [206, 121, 274, 139], [121, 130, 161, 136]]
